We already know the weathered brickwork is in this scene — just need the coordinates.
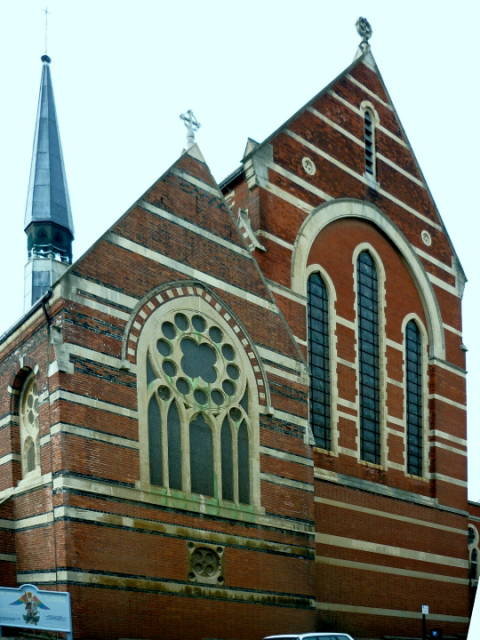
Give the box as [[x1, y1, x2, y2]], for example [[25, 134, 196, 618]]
[[0, 46, 476, 640]]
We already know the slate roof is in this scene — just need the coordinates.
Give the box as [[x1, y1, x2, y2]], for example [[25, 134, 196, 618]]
[[24, 55, 74, 236]]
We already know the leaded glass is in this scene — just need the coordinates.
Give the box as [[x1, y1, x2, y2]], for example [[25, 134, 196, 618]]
[[357, 251, 380, 464], [148, 395, 162, 485], [167, 401, 182, 490], [190, 413, 214, 496], [364, 109, 375, 175], [221, 417, 234, 501], [307, 272, 331, 449], [238, 420, 250, 504], [406, 320, 423, 475]]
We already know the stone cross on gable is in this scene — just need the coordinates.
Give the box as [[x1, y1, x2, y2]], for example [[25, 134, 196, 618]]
[[180, 110, 201, 147]]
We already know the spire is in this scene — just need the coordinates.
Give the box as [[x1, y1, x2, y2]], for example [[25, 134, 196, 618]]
[[24, 55, 74, 308]]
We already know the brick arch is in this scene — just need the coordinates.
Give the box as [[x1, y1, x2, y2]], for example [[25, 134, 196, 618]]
[[291, 198, 445, 359], [122, 281, 270, 409]]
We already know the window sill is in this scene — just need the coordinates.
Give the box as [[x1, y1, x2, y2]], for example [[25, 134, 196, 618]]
[[16, 468, 42, 489], [364, 172, 380, 189], [405, 471, 429, 482], [135, 481, 265, 522], [359, 459, 385, 471], [312, 445, 338, 458]]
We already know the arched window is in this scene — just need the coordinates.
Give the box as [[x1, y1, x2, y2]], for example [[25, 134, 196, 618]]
[[363, 108, 376, 179], [138, 298, 258, 508], [468, 525, 479, 586], [19, 375, 40, 478], [405, 319, 423, 476], [307, 272, 331, 449], [357, 251, 381, 464]]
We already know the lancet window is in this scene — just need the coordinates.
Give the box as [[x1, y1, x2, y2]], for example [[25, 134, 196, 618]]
[[307, 272, 331, 450], [357, 250, 381, 464], [405, 319, 424, 476], [19, 375, 40, 478], [364, 108, 376, 178]]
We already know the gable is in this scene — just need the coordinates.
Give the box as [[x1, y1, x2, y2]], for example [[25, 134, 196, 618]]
[[57, 144, 305, 372], [227, 51, 464, 294]]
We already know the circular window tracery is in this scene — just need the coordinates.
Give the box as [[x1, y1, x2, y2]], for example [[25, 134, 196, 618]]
[[140, 294, 258, 505], [152, 309, 242, 411], [188, 543, 224, 584], [191, 547, 220, 577], [302, 156, 316, 175], [19, 376, 40, 476]]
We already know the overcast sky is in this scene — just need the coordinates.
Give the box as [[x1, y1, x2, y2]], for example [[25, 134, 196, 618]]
[[1, 0, 479, 499]]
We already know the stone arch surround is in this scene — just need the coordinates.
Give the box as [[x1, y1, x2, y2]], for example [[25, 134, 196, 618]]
[[291, 198, 445, 359], [122, 281, 270, 409]]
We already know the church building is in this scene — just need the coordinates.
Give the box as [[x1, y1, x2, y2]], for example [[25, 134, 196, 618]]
[[0, 18, 476, 640]]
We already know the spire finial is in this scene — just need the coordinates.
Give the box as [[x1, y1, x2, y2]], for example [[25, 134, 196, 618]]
[[43, 7, 50, 56], [180, 110, 200, 147], [356, 16, 372, 50]]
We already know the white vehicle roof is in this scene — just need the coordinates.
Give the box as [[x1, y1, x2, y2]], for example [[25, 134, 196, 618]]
[[264, 634, 354, 640]]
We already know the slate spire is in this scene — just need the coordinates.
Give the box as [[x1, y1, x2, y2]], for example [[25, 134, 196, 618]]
[[24, 55, 74, 308]]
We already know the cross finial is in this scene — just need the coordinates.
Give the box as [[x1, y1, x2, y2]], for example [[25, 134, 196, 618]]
[[180, 110, 200, 147], [356, 16, 372, 50], [43, 7, 50, 55]]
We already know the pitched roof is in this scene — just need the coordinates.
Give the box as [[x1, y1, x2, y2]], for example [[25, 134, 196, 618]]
[[222, 46, 465, 285]]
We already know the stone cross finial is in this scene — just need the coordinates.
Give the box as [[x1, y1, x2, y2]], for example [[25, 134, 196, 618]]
[[356, 17, 372, 49], [180, 110, 201, 147]]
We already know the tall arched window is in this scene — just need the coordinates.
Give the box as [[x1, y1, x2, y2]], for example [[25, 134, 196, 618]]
[[138, 297, 258, 508], [307, 272, 331, 449], [19, 375, 40, 478], [363, 108, 376, 179], [357, 251, 381, 464], [405, 319, 423, 476]]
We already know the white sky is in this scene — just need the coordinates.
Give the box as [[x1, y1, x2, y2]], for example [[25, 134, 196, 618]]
[[1, 0, 479, 499]]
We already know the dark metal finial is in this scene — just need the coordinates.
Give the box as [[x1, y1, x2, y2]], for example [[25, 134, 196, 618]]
[[356, 17, 372, 50], [43, 7, 50, 56]]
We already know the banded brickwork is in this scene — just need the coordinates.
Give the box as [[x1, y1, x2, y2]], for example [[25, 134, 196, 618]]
[[0, 45, 474, 640], [222, 50, 470, 637], [0, 145, 317, 639]]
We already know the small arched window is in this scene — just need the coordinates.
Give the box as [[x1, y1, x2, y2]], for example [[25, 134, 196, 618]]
[[307, 272, 331, 449], [405, 319, 423, 476], [357, 251, 381, 464], [363, 107, 377, 181], [468, 525, 479, 585], [138, 297, 258, 508], [19, 375, 40, 478]]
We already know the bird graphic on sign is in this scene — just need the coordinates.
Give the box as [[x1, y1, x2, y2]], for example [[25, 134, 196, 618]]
[[10, 590, 49, 625]]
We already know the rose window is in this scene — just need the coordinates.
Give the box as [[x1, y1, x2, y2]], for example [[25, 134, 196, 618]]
[[142, 302, 253, 506], [153, 311, 242, 411]]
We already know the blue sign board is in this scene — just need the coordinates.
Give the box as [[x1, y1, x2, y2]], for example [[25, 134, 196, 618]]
[[0, 584, 72, 639]]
